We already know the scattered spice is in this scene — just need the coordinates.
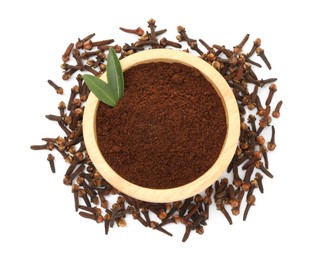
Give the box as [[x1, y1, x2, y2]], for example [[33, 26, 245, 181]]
[[31, 18, 282, 242], [47, 153, 55, 173]]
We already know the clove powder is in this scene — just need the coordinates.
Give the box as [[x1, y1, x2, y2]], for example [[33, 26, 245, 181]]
[[96, 62, 227, 189]]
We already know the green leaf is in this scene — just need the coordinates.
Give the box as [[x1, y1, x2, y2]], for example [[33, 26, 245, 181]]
[[107, 48, 124, 99], [82, 74, 117, 107]]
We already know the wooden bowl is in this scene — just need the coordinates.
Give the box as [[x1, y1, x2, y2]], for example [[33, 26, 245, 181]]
[[83, 49, 239, 203]]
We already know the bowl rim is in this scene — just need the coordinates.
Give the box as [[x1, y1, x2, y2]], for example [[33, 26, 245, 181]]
[[83, 49, 240, 203]]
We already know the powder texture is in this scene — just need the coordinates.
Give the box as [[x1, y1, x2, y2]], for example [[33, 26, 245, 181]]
[[96, 62, 227, 189]]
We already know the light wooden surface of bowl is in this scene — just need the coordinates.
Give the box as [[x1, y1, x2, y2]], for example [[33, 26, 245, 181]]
[[83, 49, 239, 203]]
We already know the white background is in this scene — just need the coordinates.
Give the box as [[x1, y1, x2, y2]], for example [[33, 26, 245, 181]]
[[1, 0, 314, 259]]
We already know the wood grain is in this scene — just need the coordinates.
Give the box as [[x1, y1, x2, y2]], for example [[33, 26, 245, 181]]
[[83, 49, 240, 203]]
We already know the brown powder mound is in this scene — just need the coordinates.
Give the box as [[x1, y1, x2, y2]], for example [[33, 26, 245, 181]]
[[96, 62, 227, 189]]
